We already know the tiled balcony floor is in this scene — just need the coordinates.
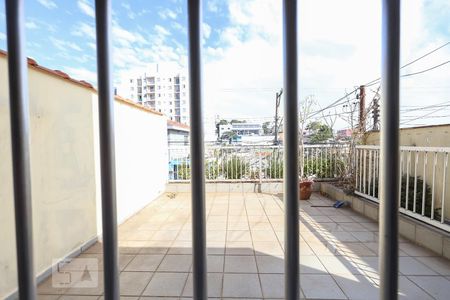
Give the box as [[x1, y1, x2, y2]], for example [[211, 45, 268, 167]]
[[38, 192, 450, 299]]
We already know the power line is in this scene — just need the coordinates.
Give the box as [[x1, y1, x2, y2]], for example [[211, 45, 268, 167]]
[[401, 61, 450, 78], [400, 107, 444, 125], [364, 41, 450, 86]]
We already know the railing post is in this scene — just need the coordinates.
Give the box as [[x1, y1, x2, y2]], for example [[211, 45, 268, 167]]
[[282, 0, 300, 299], [379, 0, 400, 299], [5, 0, 37, 298], [94, 1, 120, 299], [187, 0, 208, 299]]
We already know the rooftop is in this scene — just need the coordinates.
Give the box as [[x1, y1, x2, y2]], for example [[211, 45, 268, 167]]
[[37, 191, 450, 299]]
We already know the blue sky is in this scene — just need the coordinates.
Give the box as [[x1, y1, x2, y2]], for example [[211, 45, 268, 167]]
[[0, 0, 449, 129]]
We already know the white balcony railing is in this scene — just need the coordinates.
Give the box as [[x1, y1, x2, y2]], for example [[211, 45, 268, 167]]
[[168, 144, 351, 182], [355, 145, 450, 231]]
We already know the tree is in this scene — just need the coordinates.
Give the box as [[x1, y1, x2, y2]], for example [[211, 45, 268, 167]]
[[307, 121, 333, 143], [262, 121, 273, 134]]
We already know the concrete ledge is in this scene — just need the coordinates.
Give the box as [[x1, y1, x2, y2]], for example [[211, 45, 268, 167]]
[[320, 182, 450, 259], [167, 181, 321, 195]]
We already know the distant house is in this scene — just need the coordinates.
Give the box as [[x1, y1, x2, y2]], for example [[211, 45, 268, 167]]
[[337, 128, 353, 139], [167, 119, 190, 146], [218, 122, 263, 137]]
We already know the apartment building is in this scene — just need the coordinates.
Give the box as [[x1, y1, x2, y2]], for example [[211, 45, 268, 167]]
[[128, 63, 189, 124]]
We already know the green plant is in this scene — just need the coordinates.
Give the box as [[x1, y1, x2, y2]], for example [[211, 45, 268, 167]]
[[366, 175, 439, 220], [303, 157, 345, 179], [176, 163, 190, 180], [205, 160, 220, 179], [223, 155, 248, 179], [265, 152, 283, 179]]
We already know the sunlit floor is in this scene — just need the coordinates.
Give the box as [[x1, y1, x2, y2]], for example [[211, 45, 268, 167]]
[[38, 191, 450, 299]]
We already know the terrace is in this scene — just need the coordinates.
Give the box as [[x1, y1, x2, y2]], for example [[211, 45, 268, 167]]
[[37, 190, 450, 299]]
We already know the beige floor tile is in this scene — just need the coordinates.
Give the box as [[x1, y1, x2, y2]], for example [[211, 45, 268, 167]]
[[222, 273, 262, 298], [256, 255, 284, 273], [332, 273, 378, 300], [407, 275, 450, 300], [416, 256, 450, 275], [151, 230, 180, 241], [300, 255, 328, 274], [139, 241, 169, 255], [253, 241, 284, 256], [182, 273, 223, 297], [398, 276, 434, 300], [260, 274, 284, 298], [399, 257, 437, 275], [226, 241, 254, 255], [207, 255, 225, 273], [125, 255, 164, 272], [158, 254, 192, 272], [251, 230, 278, 242], [300, 274, 347, 299], [224, 255, 257, 273], [318, 255, 363, 275], [142, 272, 188, 297], [119, 271, 152, 296], [226, 230, 252, 242], [58, 296, 99, 300], [400, 242, 437, 257]]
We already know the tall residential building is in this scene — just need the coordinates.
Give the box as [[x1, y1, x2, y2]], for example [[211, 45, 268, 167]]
[[128, 63, 189, 124]]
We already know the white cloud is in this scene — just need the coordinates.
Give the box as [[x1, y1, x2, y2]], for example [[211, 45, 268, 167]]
[[37, 0, 57, 9], [64, 66, 97, 84], [154, 25, 171, 37], [0, 32, 5, 40], [77, 0, 95, 18], [50, 37, 83, 52], [113, 24, 147, 47], [207, 0, 220, 13], [158, 8, 177, 20], [25, 21, 39, 30], [203, 0, 450, 128], [203, 22, 211, 39], [171, 21, 186, 34], [72, 22, 96, 40], [121, 3, 136, 19]]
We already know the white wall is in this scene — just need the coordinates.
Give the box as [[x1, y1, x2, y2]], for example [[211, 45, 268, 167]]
[[0, 53, 169, 297], [112, 99, 168, 224]]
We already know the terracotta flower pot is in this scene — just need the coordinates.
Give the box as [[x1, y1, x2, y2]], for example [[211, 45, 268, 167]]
[[299, 181, 313, 200]]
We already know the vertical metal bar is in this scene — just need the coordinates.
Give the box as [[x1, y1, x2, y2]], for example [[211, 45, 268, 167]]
[[379, 0, 400, 298], [95, 1, 120, 298], [406, 151, 411, 210], [356, 148, 359, 191], [187, 0, 208, 298], [431, 152, 437, 220], [441, 153, 448, 223], [359, 148, 363, 191], [5, 0, 37, 298], [283, 0, 300, 298], [373, 150, 377, 197], [422, 152, 427, 216], [368, 150, 372, 194], [363, 150, 367, 194], [399, 151, 403, 206], [413, 151, 418, 213]]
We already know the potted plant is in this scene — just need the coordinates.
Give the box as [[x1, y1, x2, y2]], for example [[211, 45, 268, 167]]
[[299, 176, 315, 200]]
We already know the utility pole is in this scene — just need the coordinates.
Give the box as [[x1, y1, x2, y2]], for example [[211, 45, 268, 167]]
[[358, 85, 366, 132], [372, 98, 380, 130], [274, 89, 283, 145]]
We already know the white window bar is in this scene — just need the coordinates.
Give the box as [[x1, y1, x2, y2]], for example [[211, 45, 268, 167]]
[[441, 152, 448, 223], [413, 151, 419, 213], [431, 152, 437, 220]]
